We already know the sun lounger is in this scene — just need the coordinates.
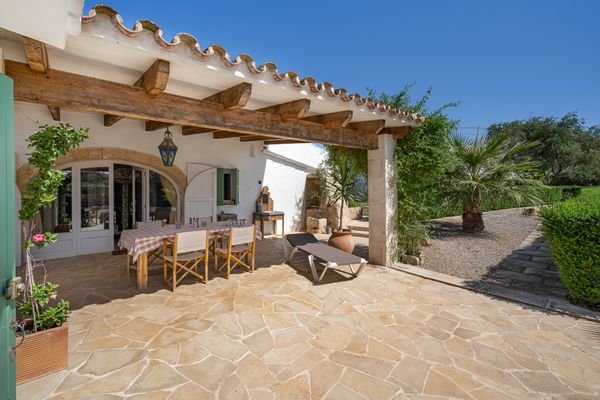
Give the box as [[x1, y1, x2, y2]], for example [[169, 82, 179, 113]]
[[283, 233, 367, 282]]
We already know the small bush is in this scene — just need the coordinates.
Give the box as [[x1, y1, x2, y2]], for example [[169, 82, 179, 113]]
[[398, 221, 430, 256], [541, 191, 600, 308], [560, 186, 582, 201]]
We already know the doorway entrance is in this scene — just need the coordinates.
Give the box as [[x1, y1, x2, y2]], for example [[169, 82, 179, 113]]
[[113, 164, 145, 249], [31, 161, 179, 260]]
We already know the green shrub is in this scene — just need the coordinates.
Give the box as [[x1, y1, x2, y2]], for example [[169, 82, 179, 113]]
[[398, 221, 430, 256], [541, 192, 600, 308], [560, 186, 582, 201]]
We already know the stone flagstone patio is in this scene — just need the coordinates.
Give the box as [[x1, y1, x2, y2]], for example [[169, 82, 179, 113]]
[[17, 237, 600, 399]]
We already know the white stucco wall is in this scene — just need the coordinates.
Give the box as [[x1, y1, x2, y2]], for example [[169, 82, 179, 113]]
[[14, 102, 323, 245], [267, 143, 326, 169], [0, 0, 83, 49]]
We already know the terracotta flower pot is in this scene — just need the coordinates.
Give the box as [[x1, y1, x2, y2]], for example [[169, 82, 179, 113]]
[[328, 231, 355, 253], [16, 323, 68, 384]]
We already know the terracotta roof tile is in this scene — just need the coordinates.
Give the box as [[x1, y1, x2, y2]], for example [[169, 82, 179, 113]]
[[83, 5, 424, 124]]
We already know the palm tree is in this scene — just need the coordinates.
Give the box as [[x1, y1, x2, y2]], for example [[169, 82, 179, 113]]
[[444, 132, 542, 231], [324, 153, 365, 231]]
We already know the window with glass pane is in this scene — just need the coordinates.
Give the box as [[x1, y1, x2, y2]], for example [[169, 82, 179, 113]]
[[40, 168, 72, 233], [81, 167, 110, 231], [149, 171, 177, 224]]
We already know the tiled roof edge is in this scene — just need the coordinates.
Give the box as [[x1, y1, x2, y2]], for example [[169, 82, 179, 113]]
[[83, 5, 424, 123]]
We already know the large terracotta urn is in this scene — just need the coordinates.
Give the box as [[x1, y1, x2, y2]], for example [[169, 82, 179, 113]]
[[328, 231, 355, 253]]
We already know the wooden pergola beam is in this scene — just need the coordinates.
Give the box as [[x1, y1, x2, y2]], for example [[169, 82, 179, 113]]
[[381, 126, 411, 140], [6, 61, 377, 149], [152, 83, 253, 134], [348, 119, 386, 135], [302, 111, 353, 128], [104, 59, 170, 127]]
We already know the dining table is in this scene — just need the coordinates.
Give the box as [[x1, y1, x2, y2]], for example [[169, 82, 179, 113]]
[[118, 222, 259, 288]]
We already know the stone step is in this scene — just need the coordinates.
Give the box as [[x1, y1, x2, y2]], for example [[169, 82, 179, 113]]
[[350, 230, 369, 238], [348, 224, 369, 232]]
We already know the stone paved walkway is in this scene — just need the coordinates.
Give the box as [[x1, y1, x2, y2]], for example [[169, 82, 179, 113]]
[[484, 228, 567, 299], [18, 238, 600, 399]]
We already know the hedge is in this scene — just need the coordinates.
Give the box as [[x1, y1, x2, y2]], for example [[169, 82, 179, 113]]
[[541, 189, 600, 308]]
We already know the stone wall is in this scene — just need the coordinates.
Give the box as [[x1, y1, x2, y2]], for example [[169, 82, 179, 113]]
[[306, 204, 363, 232]]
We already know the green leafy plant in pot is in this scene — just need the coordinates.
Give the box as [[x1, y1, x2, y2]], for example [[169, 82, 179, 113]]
[[322, 149, 366, 253], [16, 123, 88, 383]]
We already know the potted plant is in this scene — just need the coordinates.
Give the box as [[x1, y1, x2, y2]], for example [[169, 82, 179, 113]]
[[16, 123, 88, 384], [322, 151, 366, 253]]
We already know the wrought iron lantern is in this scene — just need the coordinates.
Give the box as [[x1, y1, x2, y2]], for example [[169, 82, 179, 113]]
[[158, 127, 178, 167]]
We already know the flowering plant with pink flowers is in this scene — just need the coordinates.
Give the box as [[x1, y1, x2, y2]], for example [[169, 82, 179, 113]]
[[26, 232, 58, 249]]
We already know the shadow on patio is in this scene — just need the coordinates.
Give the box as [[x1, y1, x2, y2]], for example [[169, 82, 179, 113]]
[[25, 236, 370, 311]]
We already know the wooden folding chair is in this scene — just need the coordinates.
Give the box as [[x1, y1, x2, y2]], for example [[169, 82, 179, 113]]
[[127, 220, 164, 274], [214, 225, 256, 278], [163, 230, 210, 291]]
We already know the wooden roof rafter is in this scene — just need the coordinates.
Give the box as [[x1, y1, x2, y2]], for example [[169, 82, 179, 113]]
[[22, 37, 60, 121], [381, 126, 411, 140], [207, 99, 311, 140], [104, 59, 170, 127], [302, 111, 353, 128], [212, 132, 245, 139], [348, 119, 386, 135], [263, 140, 307, 145]]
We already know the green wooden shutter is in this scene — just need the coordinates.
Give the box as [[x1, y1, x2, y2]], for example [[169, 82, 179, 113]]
[[216, 168, 224, 206], [0, 72, 17, 400], [234, 169, 239, 205]]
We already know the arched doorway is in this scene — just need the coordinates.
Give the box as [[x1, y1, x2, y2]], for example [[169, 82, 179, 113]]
[[31, 160, 180, 260]]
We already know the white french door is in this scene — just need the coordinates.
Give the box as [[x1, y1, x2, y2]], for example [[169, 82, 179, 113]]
[[30, 160, 180, 260], [76, 163, 114, 255]]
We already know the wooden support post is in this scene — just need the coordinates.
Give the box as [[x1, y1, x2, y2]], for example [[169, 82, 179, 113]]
[[368, 133, 398, 266]]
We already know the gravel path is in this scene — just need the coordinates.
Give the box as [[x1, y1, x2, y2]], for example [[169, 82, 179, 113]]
[[421, 208, 541, 280]]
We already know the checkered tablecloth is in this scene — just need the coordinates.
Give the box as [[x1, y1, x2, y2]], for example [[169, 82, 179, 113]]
[[118, 223, 260, 262]]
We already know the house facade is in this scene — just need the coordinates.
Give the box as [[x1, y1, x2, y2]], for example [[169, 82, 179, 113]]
[[0, 0, 421, 267]]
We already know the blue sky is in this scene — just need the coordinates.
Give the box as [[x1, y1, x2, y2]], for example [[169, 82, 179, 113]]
[[89, 1, 600, 135]]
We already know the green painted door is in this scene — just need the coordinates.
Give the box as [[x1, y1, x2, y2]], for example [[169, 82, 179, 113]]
[[0, 72, 17, 399]]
